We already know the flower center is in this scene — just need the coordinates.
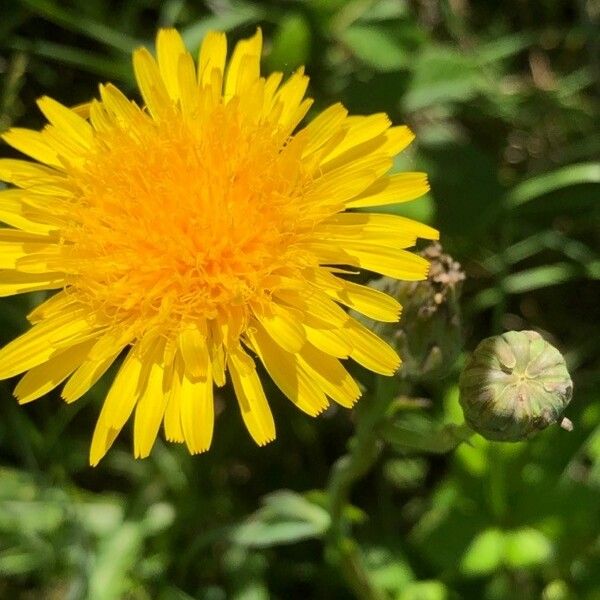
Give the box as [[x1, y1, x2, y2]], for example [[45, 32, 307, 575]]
[[61, 104, 314, 336]]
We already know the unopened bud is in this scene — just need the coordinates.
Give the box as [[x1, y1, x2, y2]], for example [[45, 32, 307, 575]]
[[459, 330, 573, 441]]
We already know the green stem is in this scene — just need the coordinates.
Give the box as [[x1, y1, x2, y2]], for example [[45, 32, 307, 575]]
[[325, 375, 399, 600]]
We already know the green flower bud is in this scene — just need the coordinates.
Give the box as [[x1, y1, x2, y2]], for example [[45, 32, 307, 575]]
[[459, 330, 573, 441], [368, 242, 465, 379]]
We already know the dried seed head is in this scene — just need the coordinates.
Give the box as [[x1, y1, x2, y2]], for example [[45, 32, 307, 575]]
[[369, 242, 465, 379]]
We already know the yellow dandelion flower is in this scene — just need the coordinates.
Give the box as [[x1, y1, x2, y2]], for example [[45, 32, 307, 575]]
[[0, 29, 437, 465]]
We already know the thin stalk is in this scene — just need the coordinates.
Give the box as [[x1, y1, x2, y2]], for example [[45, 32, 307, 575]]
[[325, 375, 400, 600]]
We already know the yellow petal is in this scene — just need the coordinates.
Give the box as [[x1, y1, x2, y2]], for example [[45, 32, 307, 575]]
[[322, 113, 390, 164], [347, 172, 430, 208], [299, 103, 348, 155], [345, 319, 400, 375], [163, 362, 184, 443], [89, 422, 120, 467], [255, 304, 306, 353], [0, 310, 98, 379], [62, 353, 118, 403], [307, 240, 430, 281], [303, 324, 351, 358], [2, 128, 61, 167], [198, 31, 227, 88], [0, 229, 59, 270], [179, 366, 214, 454], [70, 101, 91, 119], [0, 159, 61, 188], [156, 28, 188, 101], [306, 155, 392, 205], [225, 29, 262, 99], [275, 288, 349, 329], [133, 341, 168, 459], [178, 325, 209, 379], [303, 267, 400, 322], [228, 347, 275, 446], [0, 189, 57, 234], [97, 347, 144, 431], [318, 212, 439, 242], [332, 280, 401, 322], [0, 271, 64, 297], [379, 125, 415, 155], [99, 83, 143, 123], [178, 52, 199, 114], [262, 71, 283, 111], [86, 324, 136, 361], [132, 47, 172, 119], [37, 96, 93, 148], [14, 340, 94, 404], [88, 99, 113, 133], [249, 321, 329, 416], [298, 344, 361, 408]]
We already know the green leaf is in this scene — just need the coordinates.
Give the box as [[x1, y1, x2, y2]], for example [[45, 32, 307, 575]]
[[421, 141, 502, 236], [230, 490, 330, 548], [382, 414, 472, 454], [75, 501, 124, 537], [87, 522, 144, 600], [180, 3, 264, 51], [506, 163, 600, 208], [461, 528, 506, 575], [403, 46, 482, 111], [0, 500, 64, 535], [231, 521, 322, 548], [267, 14, 311, 73], [502, 263, 598, 293], [17, 0, 141, 53], [8, 37, 132, 82], [357, 0, 410, 21], [504, 528, 553, 568], [340, 25, 408, 71], [0, 548, 46, 576], [471, 261, 600, 311], [399, 580, 449, 600], [476, 32, 534, 64], [363, 546, 414, 595], [260, 490, 330, 527]]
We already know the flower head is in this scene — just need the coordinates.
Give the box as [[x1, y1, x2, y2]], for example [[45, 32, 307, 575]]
[[0, 29, 436, 464]]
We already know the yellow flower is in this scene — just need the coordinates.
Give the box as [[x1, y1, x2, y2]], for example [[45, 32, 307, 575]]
[[0, 29, 436, 465]]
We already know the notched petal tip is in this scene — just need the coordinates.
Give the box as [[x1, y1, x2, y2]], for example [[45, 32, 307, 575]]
[[256, 432, 276, 447]]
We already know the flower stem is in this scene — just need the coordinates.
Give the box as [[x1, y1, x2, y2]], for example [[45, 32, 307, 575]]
[[326, 375, 399, 600]]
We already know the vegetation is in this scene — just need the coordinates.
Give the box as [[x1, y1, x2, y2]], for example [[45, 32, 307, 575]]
[[0, 1, 598, 598]]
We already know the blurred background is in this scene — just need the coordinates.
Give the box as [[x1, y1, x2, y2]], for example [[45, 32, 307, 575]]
[[0, 1, 599, 599]]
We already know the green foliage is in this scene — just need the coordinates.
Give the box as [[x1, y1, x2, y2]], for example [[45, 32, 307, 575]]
[[0, 0, 599, 598]]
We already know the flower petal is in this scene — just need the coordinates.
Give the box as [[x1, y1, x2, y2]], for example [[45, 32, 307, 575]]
[[228, 346, 275, 446]]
